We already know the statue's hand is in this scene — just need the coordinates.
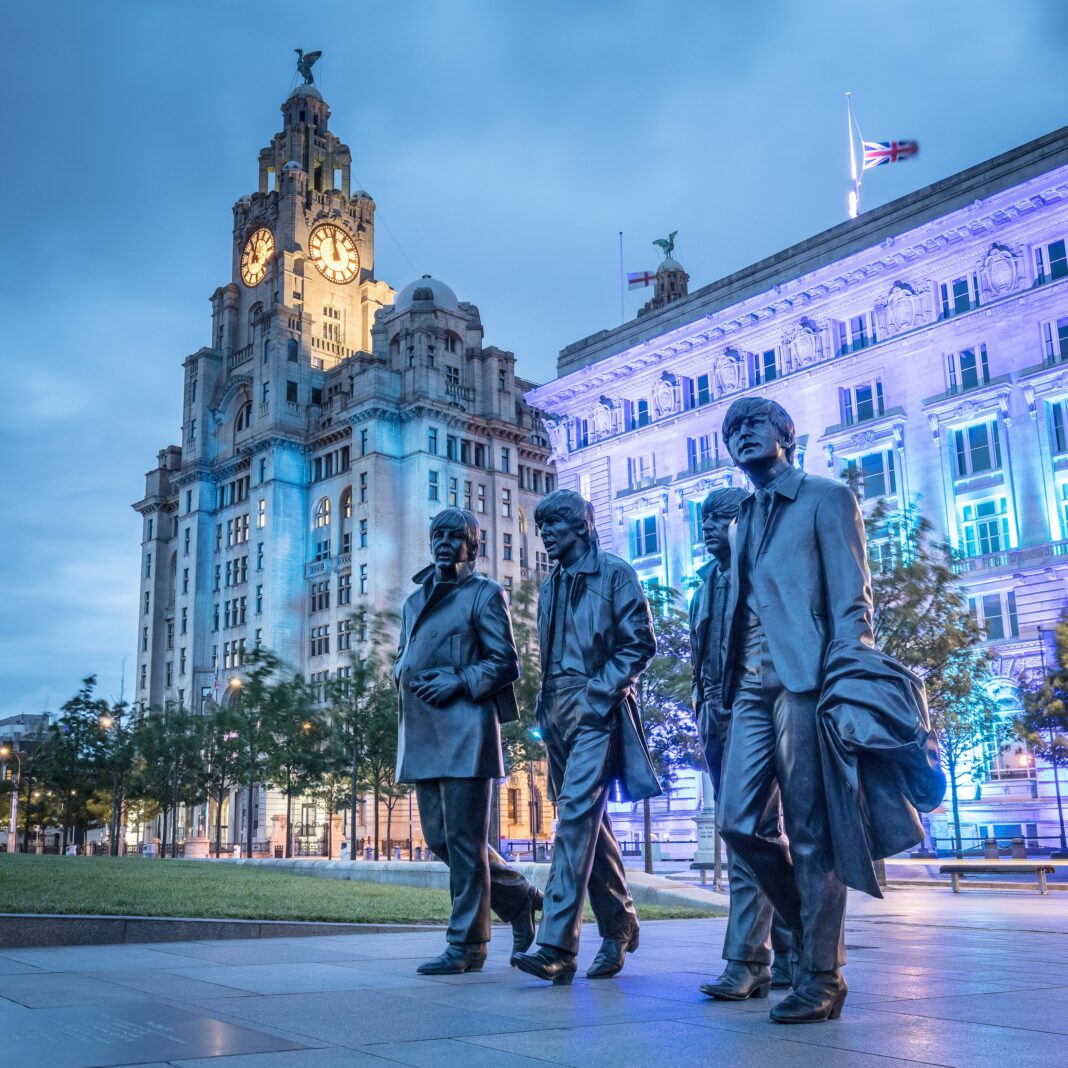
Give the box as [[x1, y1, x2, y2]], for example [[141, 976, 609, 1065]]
[[411, 669, 462, 706]]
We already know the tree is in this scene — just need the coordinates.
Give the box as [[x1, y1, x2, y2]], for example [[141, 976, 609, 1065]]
[[1016, 615, 1068, 853], [864, 500, 999, 855], [202, 701, 244, 858], [360, 677, 404, 860], [131, 703, 206, 858], [263, 676, 328, 857], [326, 609, 395, 860], [636, 582, 701, 874]]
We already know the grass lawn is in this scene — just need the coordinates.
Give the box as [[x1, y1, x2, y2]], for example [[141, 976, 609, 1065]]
[[0, 855, 722, 924]]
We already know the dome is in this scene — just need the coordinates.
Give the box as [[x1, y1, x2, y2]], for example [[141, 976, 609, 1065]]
[[392, 274, 460, 312], [658, 255, 686, 273], [281, 160, 303, 172], [287, 83, 323, 102]]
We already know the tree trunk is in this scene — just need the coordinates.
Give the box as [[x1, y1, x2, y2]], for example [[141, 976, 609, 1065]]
[[214, 789, 224, 858], [947, 754, 963, 859], [160, 805, 169, 860], [373, 787, 380, 860], [386, 803, 393, 860], [325, 800, 333, 859], [643, 797, 653, 875], [349, 746, 359, 861], [285, 774, 294, 859]]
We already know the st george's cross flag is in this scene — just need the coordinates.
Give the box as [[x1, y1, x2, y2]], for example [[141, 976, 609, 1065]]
[[628, 270, 657, 290], [862, 139, 919, 170]]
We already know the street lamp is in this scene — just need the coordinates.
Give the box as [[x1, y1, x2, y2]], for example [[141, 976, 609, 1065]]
[[0, 744, 21, 854], [529, 727, 543, 861], [229, 677, 258, 860]]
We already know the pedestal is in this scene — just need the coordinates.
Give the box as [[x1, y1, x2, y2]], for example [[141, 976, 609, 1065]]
[[270, 814, 287, 858], [691, 771, 719, 865], [183, 837, 210, 858]]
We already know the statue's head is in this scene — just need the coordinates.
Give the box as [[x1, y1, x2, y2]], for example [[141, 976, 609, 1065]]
[[700, 487, 747, 558], [534, 489, 598, 562], [722, 397, 797, 467], [429, 508, 480, 568]]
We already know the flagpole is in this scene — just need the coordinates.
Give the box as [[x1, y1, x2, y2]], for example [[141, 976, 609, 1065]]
[[618, 231, 625, 324], [846, 92, 860, 219]]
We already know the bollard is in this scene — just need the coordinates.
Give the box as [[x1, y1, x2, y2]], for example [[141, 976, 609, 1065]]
[[1011, 836, 1027, 859], [983, 837, 999, 859]]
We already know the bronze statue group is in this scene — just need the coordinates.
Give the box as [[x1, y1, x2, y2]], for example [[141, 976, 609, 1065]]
[[394, 397, 945, 1025]]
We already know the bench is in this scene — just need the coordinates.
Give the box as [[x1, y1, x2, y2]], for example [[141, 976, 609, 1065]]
[[939, 863, 1055, 895]]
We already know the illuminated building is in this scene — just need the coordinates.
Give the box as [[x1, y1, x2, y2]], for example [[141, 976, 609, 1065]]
[[132, 80, 551, 854], [528, 126, 1068, 853]]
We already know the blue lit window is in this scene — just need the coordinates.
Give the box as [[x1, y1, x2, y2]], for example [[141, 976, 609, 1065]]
[[952, 420, 1001, 478], [841, 449, 896, 499], [630, 514, 659, 558], [960, 497, 1010, 557], [841, 380, 884, 425], [947, 344, 990, 393], [1043, 318, 1068, 365]]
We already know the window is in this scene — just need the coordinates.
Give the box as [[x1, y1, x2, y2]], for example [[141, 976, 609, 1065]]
[[535, 549, 549, 575], [686, 373, 712, 408], [183, 527, 190, 556], [141, 627, 148, 652], [143, 591, 150, 616], [262, 381, 270, 403], [446, 365, 460, 386], [214, 564, 221, 591], [1050, 400, 1068, 455], [338, 618, 352, 651], [188, 419, 197, 442], [686, 435, 715, 472], [314, 497, 331, 528], [257, 498, 266, 527], [360, 429, 368, 455], [310, 579, 330, 613], [428, 427, 438, 454], [448, 477, 458, 507], [842, 313, 877, 353], [477, 484, 486, 513], [939, 273, 981, 318], [215, 524, 223, 551], [182, 567, 189, 594], [310, 624, 330, 657], [842, 450, 897, 499], [166, 620, 174, 649], [235, 401, 252, 433], [338, 572, 351, 605], [502, 489, 512, 517], [359, 564, 368, 594], [165, 662, 173, 687], [256, 584, 263, 614], [463, 481, 472, 510], [628, 453, 655, 487], [359, 472, 368, 502], [635, 399, 651, 428], [256, 542, 264, 570], [970, 591, 1019, 641], [146, 518, 153, 541], [185, 490, 193, 513], [479, 530, 488, 558], [749, 347, 779, 384], [953, 420, 1002, 478], [314, 538, 330, 562], [500, 447, 511, 473], [286, 380, 298, 403], [546, 473, 556, 493], [572, 418, 589, 449], [259, 458, 266, 482], [1034, 238, 1068, 284], [213, 603, 219, 631], [498, 367, 508, 390], [630, 514, 659, 558], [960, 496, 1011, 557], [359, 518, 367, 548], [947, 344, 990, 393], [179, 647, 187, 675], [503, 576, 513, 598], [841, 379, 885, 425], [180, 606, 188, 635], [1043, 316, 1068, 365], [503, 533, 513, 561], [140, 663, 147, 690], [144, 553, 152, 579]]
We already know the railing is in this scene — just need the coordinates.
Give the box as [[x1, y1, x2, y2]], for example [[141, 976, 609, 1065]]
[[304, 558, 331, 578], [446, 383, 475, 404], [228, 344, 254, 370], [955, 539, 1068, 575]]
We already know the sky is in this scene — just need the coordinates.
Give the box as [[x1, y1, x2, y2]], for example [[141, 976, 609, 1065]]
[[1, 0, 1067, 713]]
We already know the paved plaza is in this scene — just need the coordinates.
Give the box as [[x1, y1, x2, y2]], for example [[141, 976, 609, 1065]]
[[0, 887, 1065, 1067]]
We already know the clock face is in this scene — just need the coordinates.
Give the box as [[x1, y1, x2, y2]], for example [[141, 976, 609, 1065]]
[[308, 224, 360, 284], [240, 227, 274, 287]]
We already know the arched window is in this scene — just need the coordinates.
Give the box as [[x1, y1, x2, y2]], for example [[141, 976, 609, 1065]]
[[314, 497, 331, 529], [339, 488, 352, 553], [234, 398, 253, 433], [518, 506, 527, 534]]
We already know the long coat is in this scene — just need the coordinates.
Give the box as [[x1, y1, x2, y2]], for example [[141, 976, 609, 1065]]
[[536, 547, 661, 802], [722, 467, 874, 701], [395, 563, 519, 783]]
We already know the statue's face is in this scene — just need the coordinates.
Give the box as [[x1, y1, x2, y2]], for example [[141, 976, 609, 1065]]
[[431, 524, 471, 569], [537, 514, 581, 563], [702, 511, 734, 558], [726, 411, 786, 468]]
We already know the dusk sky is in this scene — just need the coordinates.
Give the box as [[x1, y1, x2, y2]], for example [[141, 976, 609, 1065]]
[[2, 1, 1067, 713]]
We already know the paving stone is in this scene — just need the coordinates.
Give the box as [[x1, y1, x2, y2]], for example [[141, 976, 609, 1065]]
[[174, 1048, 398, 1067]]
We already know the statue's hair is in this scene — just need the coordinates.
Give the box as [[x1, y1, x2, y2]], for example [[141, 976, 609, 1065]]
[[701, 487, 748, 520], [722, 397, 797, 464], [429, 508, 480, 556], [534, 489, 599, 549]]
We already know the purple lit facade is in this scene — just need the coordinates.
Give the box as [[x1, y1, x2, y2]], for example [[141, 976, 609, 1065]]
[[528, 126, 1068, 852]]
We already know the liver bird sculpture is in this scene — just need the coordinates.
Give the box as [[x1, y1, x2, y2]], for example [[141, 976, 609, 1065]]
[[653, 231, 678, 258], [295, 49, 322, 85]]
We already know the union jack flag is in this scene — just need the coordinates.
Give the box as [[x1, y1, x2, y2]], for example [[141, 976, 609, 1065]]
[[862, 140, 919, 170]]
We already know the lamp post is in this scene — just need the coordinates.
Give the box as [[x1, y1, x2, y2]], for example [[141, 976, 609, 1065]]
[[0, 745, 21, 854], [229, 676, 255, 859], [529, 727, 543, 861]]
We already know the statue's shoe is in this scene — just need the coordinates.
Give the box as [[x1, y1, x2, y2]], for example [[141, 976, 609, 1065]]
[[509, 885, 544, 965], [700, 960, 772, 1000], [416, 943, 487, 975], [586, 926, 639, 979], [513, 946, 577, 985], [770, 971, 847, 1023]]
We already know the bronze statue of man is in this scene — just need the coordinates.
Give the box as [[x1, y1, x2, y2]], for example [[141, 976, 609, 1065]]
[[395, 508, 542, 975], [689, 487, 794, 1001], [717, 397, 861, 1023], [514, 490, 659, 985]]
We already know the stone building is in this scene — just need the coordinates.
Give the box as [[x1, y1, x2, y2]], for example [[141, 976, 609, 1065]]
[[528, 125, 1068, 854], [132, 78, 553, 855]]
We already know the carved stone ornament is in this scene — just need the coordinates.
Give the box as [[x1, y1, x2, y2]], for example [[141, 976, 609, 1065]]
[[652, 374, 677, 419], [979, 243, 1021, 299], [714, 350, 742, 394], [880, 281, 921, 335], [544, 418, 569, 461], [784, 318, 822, 369], [593, 397, 615, 438]]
